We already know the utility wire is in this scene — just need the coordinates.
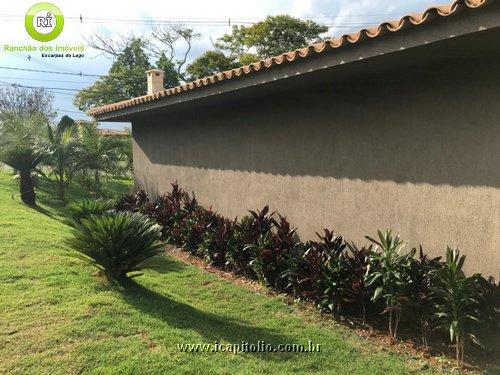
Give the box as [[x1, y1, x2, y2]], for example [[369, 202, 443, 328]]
[[0, 66, 104, 78], [0, 80, 91, 92], [2, 50, 79, 74], [0, 75, 94, 84], [0, 13, 397, 28]]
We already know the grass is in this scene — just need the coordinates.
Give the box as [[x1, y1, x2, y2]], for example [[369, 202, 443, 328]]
[[0, 171, 457, 374]]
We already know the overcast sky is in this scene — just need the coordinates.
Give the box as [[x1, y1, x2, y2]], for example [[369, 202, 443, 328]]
[[0, 0, 438, 129]]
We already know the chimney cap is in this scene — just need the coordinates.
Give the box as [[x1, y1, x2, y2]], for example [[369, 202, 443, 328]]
[[146, 69, 164, 75]]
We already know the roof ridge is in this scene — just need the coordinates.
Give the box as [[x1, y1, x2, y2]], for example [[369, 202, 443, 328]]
[[88, 0, 489, 117]]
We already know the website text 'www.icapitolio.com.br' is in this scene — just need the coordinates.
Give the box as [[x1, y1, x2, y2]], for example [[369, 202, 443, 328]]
[[177, 340, 321, 355]]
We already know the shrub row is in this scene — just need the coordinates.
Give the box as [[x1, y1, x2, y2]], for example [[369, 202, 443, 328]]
[[69, 182, 499, 365]]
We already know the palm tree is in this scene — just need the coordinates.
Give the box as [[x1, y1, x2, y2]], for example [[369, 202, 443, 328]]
[[0, 113, 47, 206], [75, 122, 123, 195], [44, 116, 79, 203]]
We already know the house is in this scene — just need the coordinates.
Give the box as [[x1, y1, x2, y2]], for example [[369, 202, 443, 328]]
[[89, 0, 499, 278]]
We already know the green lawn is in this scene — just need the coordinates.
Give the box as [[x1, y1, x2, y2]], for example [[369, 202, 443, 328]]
[[0, 171, 456, 374]]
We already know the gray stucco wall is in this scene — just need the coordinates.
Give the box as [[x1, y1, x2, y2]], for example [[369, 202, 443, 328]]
[[132, 54, 499, 279]]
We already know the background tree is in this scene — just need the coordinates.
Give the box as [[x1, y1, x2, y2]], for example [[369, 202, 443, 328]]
[[156, 54, 181, 88], [0, 86, 56, 121], [186, 15, 328, 80], [74, 38, 152, 111], [186, 51, 238, 80], [216, 15, 328, 60], [0, 113, 47, 206], [43, 115, 79, 203], [77, 26, 200, 110], [74, 122, 124, 196]]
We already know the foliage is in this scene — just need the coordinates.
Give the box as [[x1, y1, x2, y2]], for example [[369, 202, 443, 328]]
[[115, 188, 150, 213], [431, 247, 486, 365], [366, 230, 415, 338], [199, 217, 234, 267], [112, 183, 498, 364], [310, 230, 349, 315], [344, 241, 373, 323], [246, 215, 298, 290], [67, 198, 115, 225], [0, 86, 56, 121], [215, 15, 328, 60], [73, 122, 125, 196], [1, 169, 447, 374], [155, 54, 181, 88], [43, 116, 79, 202], [405, 246, 442, 348], [77, 26, 200, 110], [0, 113, 48, 205], [74, 39, 153, 111], [65, 211, 163, 282], [186, 50, 239, 80]]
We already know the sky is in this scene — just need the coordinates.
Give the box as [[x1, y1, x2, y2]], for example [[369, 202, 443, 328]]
[[0, 0, 438, 130]]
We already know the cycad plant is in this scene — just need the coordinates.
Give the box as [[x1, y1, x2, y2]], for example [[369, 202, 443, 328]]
[[67, 199, 115, 225], [65, 211, 164, 283], [0, 113, 47, 206], [431, 247, 484, 366], [366, 230, 414, 339]]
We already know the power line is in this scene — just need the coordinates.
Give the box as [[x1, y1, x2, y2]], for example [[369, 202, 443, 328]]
[[0, 66, 104, 78], [0, 81, 117, 98], [2, 50, 79, 74], [0, 13, 390, 28], [0, 80, 88, 92], [0, 76, 94, 84], [0, 82, 75, 95]]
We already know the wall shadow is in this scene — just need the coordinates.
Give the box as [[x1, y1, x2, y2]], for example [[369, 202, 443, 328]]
[[133, 57, 500, 188]]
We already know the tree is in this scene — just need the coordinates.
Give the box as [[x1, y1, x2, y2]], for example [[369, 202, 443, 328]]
[[74, 39, 152, 111], [74, 122, 124, 196], [43, 115, 79, 203], [0, 113, 47, 206], [77, 25, 200, 110], [216, 15, 328, 60], [156, 54, 181, 88], [186, 51, 238, 80], [0, 86, 56, 121]]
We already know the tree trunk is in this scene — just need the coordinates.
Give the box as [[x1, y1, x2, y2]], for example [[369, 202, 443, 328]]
[[19, 170, 36, 206], [389, 310, 393, 337], [58, 177, 65, 203], [393, 311, 400, 339], [362, 301, 366, 325]]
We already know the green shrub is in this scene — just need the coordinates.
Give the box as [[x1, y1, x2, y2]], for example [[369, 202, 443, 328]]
[[66, 211, 163, 282], [431, 247, 486, 366], [366, 230, 414, 339], [405, 246, 442, 348], [113, 181, 499, 362], [67, 199, 115, 225]]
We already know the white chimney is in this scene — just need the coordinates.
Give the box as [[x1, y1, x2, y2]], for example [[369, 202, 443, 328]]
[[146, 69, 164, 94]]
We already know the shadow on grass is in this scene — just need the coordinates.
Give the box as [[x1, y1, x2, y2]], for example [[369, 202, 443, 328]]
[[34, 178, 133, 221], [141, 253, 188, 274], [33, 203, 60, 221], [120, 278, 298, 360]]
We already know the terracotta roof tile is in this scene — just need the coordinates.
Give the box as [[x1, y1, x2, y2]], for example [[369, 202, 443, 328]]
[[88, 0, 488, 117]]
